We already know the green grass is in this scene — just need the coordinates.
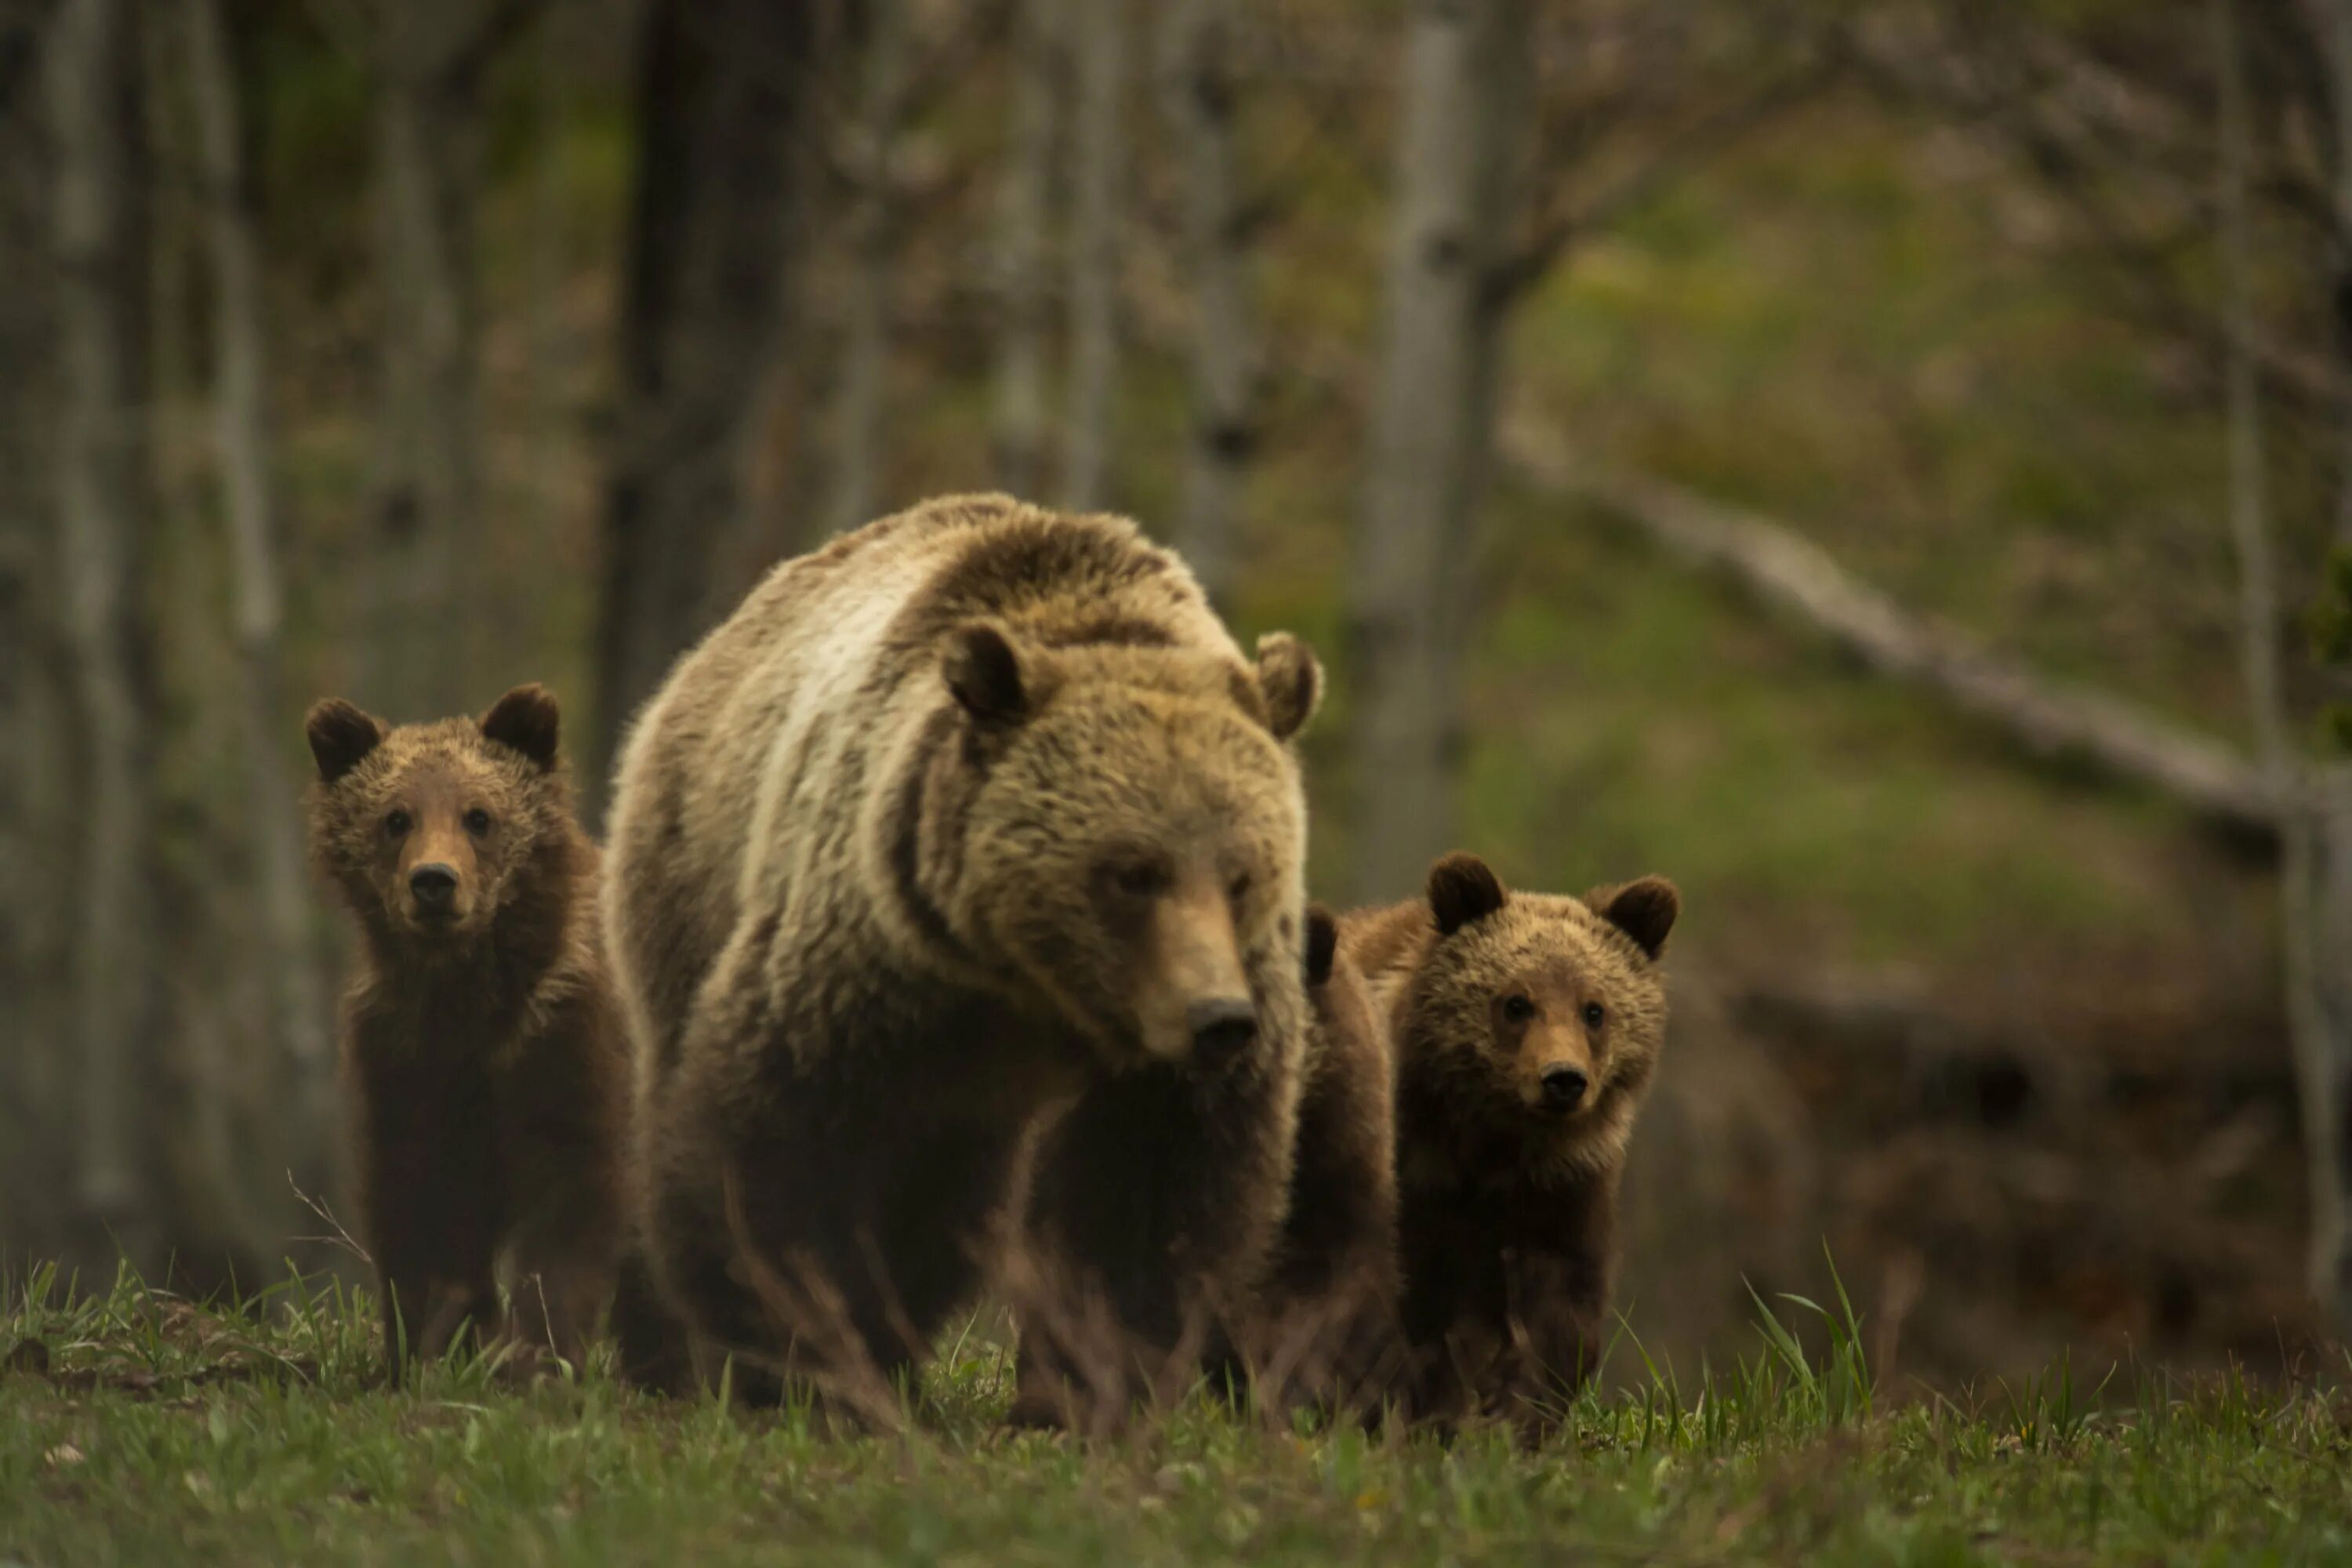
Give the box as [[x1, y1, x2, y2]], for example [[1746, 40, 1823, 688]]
[[6, 1264, 2350, 1566]]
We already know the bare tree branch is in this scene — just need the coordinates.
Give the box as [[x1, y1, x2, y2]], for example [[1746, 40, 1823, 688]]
[[1502, 426, 2284, 841]]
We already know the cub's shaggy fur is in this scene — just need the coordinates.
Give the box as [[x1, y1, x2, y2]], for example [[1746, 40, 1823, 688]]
[[1225, 905, 1401, 1414], [603, 494, 1322, 1422], [1341, 852, 1679, 1432], [304, 685, 627, 1375]]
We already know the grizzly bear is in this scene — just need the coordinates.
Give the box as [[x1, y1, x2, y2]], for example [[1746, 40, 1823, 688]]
[[603, 494, 1321, 1424], [305, 684, 628, 1377], [1341, 851, 1679, 1433], [1213, 903, 1401, 1417]]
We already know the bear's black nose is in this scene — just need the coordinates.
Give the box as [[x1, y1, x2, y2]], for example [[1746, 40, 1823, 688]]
[[1541, 1065, 1589, 1109], [1187, 998, 1258, 1065], [409, 864, 459, 908]]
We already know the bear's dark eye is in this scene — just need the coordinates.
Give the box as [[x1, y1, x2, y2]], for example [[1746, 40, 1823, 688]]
[[384, 809, 412, 840], [1582, 1001, 1606, 1029], [1101, 854, 1172, 900], [463, 808, 492, 836], [1501, 995, 1535, 1024]]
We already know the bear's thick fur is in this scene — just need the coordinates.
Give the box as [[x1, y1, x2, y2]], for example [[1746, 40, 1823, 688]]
[[1341, 852, 1678, 1432], [604, 495, 1322, 1420], [305, 684, 627, 1377]]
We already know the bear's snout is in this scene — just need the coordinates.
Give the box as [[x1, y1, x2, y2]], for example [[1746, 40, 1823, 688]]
[[409, 863, 460, 912], [1186, 996, 1258, 1066], [1539, 1064, 1589, 1111]]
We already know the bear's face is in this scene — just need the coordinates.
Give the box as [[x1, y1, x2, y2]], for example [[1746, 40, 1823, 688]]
[[305, 685, 568, 948], [933, 622, 1318, 1069], [1399, 853, 1679, 1175]]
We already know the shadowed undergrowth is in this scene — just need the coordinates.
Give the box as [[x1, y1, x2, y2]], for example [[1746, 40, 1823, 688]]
[[4, 1262, 2350, 1565]]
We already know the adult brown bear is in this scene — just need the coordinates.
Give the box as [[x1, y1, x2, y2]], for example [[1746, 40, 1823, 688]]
[[604, 494, 1322, 1423]]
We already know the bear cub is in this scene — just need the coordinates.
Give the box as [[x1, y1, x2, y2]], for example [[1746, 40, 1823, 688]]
[[306, 684, 627, 1376], [1341, 851, 1679, 1433]]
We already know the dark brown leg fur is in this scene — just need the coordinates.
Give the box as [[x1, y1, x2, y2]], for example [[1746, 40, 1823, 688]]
[[611, 1248, 695, 1396], [1247, 1048, 1399, 1414], [495, 989, 627, 1368], [1399, 1168, 1613, 1439], [644, 1051, 1026, 1416], [354, 1035, 506, 1378], [1014, 1053, 1295, 1434]]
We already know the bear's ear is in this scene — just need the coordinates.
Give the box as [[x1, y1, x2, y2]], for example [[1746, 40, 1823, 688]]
[[305, 699, 384, 784], [1304, 903, 1339, 988], [1427, 851, 1506, 937], [481, 683, 562, 771], [1594, 876, 1679, 960], [943, 620, 1032, 726], [1253, 632, 1323, 742]]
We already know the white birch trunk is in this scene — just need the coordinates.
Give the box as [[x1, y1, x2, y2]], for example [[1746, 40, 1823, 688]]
[[2220, 0, 2352, 1333], [45, 0, 158, 1258], [1348, 0, 1532, 902], [823, 0, 907, 539], [185, 0, 334, 1186], [367, 7, 484, 717], [1157, 0, 1254, 608], [993, 0, 1060, 500], [1058, 0, 1125, 510]]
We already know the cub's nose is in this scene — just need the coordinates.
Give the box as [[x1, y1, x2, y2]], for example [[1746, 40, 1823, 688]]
[[1541, 1065, 1589, 1109], [408, 864, 459, 908], [1187, 998, 1258, 1066]]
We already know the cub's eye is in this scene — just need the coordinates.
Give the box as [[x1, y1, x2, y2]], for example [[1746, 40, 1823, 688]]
[[463, 808, 492, 836], [1582, 1002, 1606, 1029], [1501, 995, 1535, 1024], [383, 809, 412, 840], [1227, 871, 1253, 904]]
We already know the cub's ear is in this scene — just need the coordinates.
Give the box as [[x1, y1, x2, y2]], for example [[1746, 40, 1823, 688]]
[[481, 684, 562, 771], [1304, 903, 1340, 988], [1428, 851, 1506, 937], [1253, 632, 1322, 742], [305, 699, 384, 784], [943, 620, 1031, 725], [1594, 876, 1679, 960]]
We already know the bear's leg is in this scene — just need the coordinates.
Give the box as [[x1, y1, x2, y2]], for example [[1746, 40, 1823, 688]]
[[643, 1090, 1011, 1420], [376, 1259, 499, 1377], [1396, 1193, 1510, 1433], [358, 1080, 502, 1381], [498, 1044, 625, 1371], [610, 1246, 695, 1396], [1254, 1065, 1401, 1419], [1014, 1058, 1294, 1432], [1496, 1242, 1609, 1442]]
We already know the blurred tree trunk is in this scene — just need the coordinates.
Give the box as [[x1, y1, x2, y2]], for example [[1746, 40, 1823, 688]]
[[1058, 0, 1123, 510], [1156, 0, 1254, 608], [592, 0, 816, 800], [2292, 0, 2352, 1333], [45, 0, 162, 1272], [366, 3, 503, 718], [2220, 0, 2352, 1334], [1348, 0, 1533, 902], [2314, 0, 2352, 552], [184, 0, 333, 1225], [992, 0, 1058, 499], [822, 0, 906, 539], [0, 0, 65, 1265]]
